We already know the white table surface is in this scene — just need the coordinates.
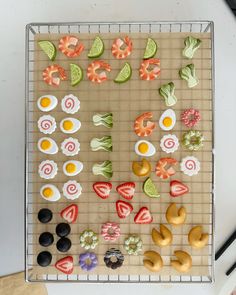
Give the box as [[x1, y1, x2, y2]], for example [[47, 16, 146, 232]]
[[0, 0, 236, 294]]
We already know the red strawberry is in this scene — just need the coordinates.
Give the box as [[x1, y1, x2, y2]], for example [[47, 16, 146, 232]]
[[170, 180, 189, 197], [55, 256, 73, 274], [134, 207, 153, 224], [116, 200, 133, 219], [116, 182, 135, 200], [60, 204, 78, 223], [93, 182, 112, 199]]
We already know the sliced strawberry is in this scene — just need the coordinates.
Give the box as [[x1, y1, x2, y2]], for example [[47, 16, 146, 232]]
[[60, 204, 78, 223], [116, 200, 133, 219], [55, 256, 73, 274], [134, 207, 153, 224], [116, 182, 135, 200], [170, 180, 189, 197], [93, 182, 112, 199]]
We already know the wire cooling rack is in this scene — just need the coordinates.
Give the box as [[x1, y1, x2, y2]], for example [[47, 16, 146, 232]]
[[25, 21, 215, 283]]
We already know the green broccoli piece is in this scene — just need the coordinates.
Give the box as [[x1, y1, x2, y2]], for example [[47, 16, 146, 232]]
[[179, 64, 199, 88], [159, 82, 177, 107], [183, 36, 201, 59]]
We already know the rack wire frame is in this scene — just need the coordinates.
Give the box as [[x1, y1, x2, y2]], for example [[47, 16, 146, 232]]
[[25, 21, 215, 283]]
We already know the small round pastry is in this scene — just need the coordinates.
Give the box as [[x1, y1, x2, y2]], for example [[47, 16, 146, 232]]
[[37, 251, 52, 267], [188, 226, 209, 249], [39, 232, 54, 247], [56, 237, 72, 252], [182, 130, 204, 151], [79, 230, 98, 250], [62, 180, 82, 200], [180, 156, 200, 176], [61, 94, 80, 114], [61, 137, 80, 156], [101, 222, 120, 241], [181, 108, 201, 128], [56, 223, 71, 238], [38, 208, 53, 223], [171, 250, 192, 273], [124, 235, 143, 255], [79, 252, 98, 271], [132, 158, 151, 177], [38, 115, 57, 134], [166, 203, 187, 226], [38, 160, 58, 179], [104, 248, 124, 269], [160, 134, 179, 154], [143, 250, 163, 272], [152, 224, 173, 247]]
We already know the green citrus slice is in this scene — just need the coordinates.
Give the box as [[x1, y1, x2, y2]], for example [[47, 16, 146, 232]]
[[88, 36, 104, 58], [143, 178, 160, 198], [114, 62, 132, 83], [143, 38, 158, 59], [70, 64, 83, 86], [38, 40, 57, 61]]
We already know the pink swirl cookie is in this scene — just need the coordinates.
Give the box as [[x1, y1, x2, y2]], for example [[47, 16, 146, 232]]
[[101, 222, 121, 241], [61, 94, 80, 114], [181, 108, 201, 128], [63, 180, 82, 200], [180, 156, 200, 176], [38, 115, 56, 134], [160, 134, 179, 154], [61, 137, 80, 156], [38, 160, 58, 179]]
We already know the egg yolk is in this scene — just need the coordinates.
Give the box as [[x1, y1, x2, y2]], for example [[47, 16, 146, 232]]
[[63, 120, 74, 131], [138, 142, 149, 154], [40, 140, 52, 150], [40, 97, 51, 108], [163, 117, 172, 127], [43, 187, 53, 198], [66, 163, 76, 174]]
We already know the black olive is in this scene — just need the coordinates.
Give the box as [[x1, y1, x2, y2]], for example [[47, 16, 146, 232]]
[[38, 208, 53, 223], [56, 237, 72, 252], [56, 223, 71, 237], [39, 232, 54, 247], [37, 251, 52, 267]]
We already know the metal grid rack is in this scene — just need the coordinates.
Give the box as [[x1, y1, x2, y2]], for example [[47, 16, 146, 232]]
[[25, 21, 215, 283]]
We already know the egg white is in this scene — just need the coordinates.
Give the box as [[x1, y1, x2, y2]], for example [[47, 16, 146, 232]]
[[37, 95, 58, 112], [38, 137, 58, 155], [40, 184, 61, 202], [60, 118, 81, 134], [134, 140, 156, 157], [63, 160, 83, 176], [159, 109, 176, 131]]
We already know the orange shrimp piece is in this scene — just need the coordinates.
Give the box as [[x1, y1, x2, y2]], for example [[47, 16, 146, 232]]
[[139, 58, 161, 80], [111, 36, 133, 59], [42, 64, 67, 87], [87, 60, 111, 83], [59, 36, 84, 58], [134, 112, 156, 137], [155, 158, 177, 179]]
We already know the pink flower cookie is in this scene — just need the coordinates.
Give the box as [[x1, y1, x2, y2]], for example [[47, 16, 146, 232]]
[[180, 156, 200, 176], [160, 134, 179, 154], [181, 108, 201, 128], [101, 222, 121, 241]]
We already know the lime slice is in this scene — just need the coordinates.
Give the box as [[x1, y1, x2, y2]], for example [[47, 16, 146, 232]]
[[38, 40, 56, 61], [143, 178, 160, 198], [114, 62, 132, 83], [143, 38, 158, 59], [88, 36, 104, 58], [70, 64, 83, 86]]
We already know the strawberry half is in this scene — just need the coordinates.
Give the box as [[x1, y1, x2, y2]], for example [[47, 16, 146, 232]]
[[55, 256, 73, 274], [60, 204, 78, 223], [116, 182, 135, 200], [116, 200, 133, 219], [93, 182, 112, 199], [170, 180, 189, 197], [134, 207, 153, 224]]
